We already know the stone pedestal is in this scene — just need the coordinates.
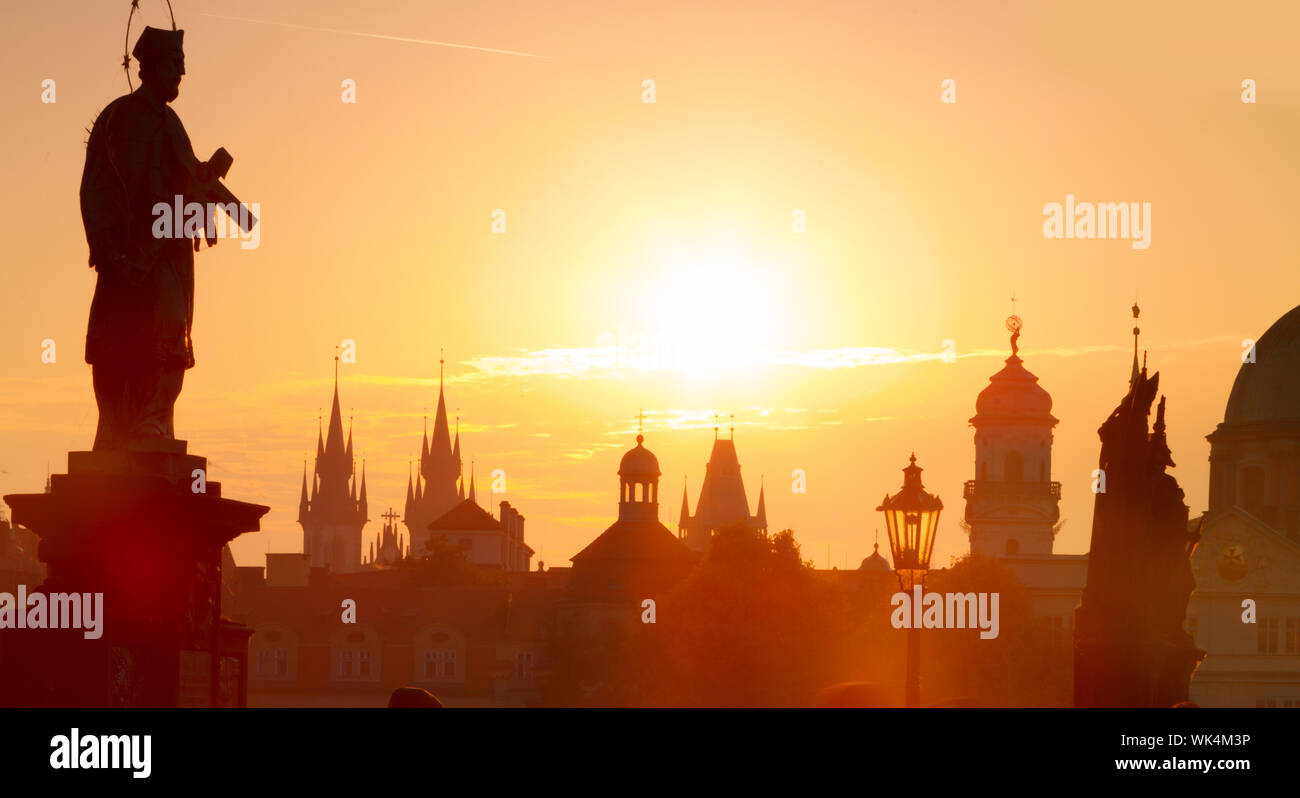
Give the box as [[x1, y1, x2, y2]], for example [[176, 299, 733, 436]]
[[0, 441, 267, 707], [1074, 605, 1206, 707]]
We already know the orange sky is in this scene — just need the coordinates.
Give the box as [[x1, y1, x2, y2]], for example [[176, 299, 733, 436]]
[[2, 0, 1298, 570]]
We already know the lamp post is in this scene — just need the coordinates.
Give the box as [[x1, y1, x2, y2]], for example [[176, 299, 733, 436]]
[[877, 453, 943, 708]]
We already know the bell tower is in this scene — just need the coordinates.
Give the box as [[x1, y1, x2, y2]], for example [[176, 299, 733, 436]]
[[965, 315, 1062, 557]]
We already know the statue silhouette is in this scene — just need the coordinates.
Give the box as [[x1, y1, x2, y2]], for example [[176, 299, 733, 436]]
[[79, 26, 251, 450]]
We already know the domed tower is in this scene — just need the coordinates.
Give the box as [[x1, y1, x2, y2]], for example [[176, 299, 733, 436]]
[[1206, 303, 1300, 540], [964, 316, 1062, 557], [618, 431, 661, 522], [571, 416, 694, 597]]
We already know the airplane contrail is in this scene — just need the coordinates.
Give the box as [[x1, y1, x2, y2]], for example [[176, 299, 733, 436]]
[[198, 12, 551, 59]]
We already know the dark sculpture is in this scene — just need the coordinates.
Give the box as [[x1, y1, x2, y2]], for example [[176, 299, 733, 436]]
[[79, 26, 252, 450], [1074, 361, 1204, 707]]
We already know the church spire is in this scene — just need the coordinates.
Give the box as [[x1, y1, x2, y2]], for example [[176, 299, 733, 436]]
[[404, 462, 415, 520], [420, 412, 429, 468], [359, 459, 368, 518], [756, 475, 767, 530], [298, 460, 310, 522], [678, 477, 690, 530], [469, 460, 477, 504], [453, 415, 462, 471]]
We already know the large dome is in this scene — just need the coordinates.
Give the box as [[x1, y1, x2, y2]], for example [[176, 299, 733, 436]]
[[970, 355, 1057, 426], [619, 434, 661, 479], [1224, 304, 1300, 425]]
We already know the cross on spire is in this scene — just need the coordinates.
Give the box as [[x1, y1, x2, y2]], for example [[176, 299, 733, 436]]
[[381, 507, 400, 524]]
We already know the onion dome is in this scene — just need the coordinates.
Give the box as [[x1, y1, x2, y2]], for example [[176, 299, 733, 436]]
[[859, 543, 891, 572], [970, 319, 1058, 427], [619, 433, 661, 480]]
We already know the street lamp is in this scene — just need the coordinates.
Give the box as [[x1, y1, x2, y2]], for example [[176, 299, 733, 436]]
[[877, 453, 943, 707]]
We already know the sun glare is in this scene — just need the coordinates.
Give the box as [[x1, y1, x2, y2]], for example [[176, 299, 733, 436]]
[[636, 245, 788, 378]]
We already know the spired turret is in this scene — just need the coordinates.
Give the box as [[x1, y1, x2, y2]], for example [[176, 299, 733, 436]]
[[964, 317, 1062, 557], [678, 425, 766, 552], [403, 356, 462, 558], [298, 358, 369, 573]]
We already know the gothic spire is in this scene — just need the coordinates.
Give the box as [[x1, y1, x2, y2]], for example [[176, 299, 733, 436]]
[[469, 461, 477, 504], [404, 463, 415, 519], [359, 459, 368, 518], [298, 460, 310, 523], [756, 475, 767, 529], [678, 477, 691, 528], [420, 412, 429, 469], [453, 415, 462, 471]]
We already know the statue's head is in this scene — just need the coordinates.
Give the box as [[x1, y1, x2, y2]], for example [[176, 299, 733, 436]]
[[132, 27, 185, 103]]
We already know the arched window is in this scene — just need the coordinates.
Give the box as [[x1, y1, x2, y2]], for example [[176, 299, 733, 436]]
[[1005, 451, 1023, 482]]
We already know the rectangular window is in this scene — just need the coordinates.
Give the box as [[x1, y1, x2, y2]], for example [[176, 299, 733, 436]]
[[274, 648, 287, 677], [1286, 618, 1298, 654], [1259, 617, 1279, 654], [515, 652, 535, 680], [359, 649, 370, 677], [340, 649, 353, 677], [442, 650, 456, 678], [423, 650, 435, 678]]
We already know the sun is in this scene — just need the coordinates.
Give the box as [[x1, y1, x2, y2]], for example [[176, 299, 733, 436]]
[[636, 243, 788, 378]]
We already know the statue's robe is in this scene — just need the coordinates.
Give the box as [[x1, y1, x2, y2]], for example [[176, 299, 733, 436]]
[[79, 87, 209, 449]]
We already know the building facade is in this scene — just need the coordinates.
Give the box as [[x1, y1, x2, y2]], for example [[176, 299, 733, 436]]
[[1189, 303, 1300, 707]]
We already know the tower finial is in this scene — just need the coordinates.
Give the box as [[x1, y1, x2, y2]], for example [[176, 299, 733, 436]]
[[636, 409, 645, 445], [730, 412, 735, 439], [1006, 313, 1023, 357], [1130, 301, 1142, 388]]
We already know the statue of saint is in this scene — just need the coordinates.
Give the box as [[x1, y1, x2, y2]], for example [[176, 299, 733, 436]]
[[79, 26, 239, 451]]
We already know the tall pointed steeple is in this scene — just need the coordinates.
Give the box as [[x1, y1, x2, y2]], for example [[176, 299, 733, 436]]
[[678, 477, 691, 530], [404, 463, 415, 520], [453, 416, 462, 473], [300, 357, 369, 573], [428, 359, 454, 482], [421, 413, 429, 470], [359, 459, 368, 518], [298, 460, 310, 523], [469, 461, 477, 504], [756, 475, 767, 530]]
